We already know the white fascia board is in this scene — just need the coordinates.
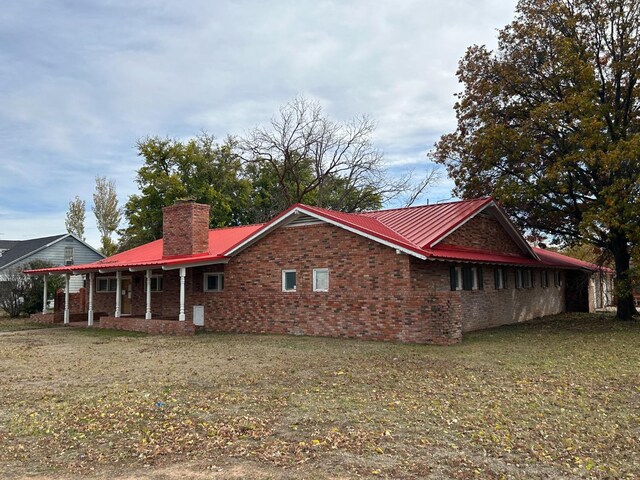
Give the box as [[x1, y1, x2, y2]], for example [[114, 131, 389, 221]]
[[226, 207, 427, 260], [430, 201, 538, 259], [161, 258, 230, 270]]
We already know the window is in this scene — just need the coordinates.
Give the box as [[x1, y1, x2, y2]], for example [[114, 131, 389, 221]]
[[523, 270, 533, 288], [450, 266, 483, 291], [64, 247, 74, 265], [515, 270, 523, 289], [204, 273, 224, 292], [554, 270, 562, 287], [282, 270, 297, 292], [541, 270, 549, 288], [96, 277, 118, 292], [494, 268, 507, 289], [450, 266, 463, 291], [144, 275, 163, 292], [313, 268, 329, 292]]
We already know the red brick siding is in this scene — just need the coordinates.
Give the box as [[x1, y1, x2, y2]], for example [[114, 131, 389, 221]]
[[162, 202, 209, 257], [460, 267, 565, 332], [189, 224, 460, 344], [99, 316, 195, 335], [439, 214, 524, 255]]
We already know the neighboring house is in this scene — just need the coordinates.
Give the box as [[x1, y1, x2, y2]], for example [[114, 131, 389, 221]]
[[0, 234, 104, 293], [27, 199, 613, 343]]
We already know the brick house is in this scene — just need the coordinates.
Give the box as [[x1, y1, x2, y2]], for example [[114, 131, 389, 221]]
[[27, 198, 613, 344]]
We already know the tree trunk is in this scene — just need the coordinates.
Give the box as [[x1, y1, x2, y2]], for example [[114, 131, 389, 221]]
[[610, 232, 637, 320]]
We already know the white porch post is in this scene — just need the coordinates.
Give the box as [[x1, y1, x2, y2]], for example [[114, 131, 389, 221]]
[[63, 274, 70, 324], [145, 269, 152, 320], [115, 271, 122, 318], [88, 272, 94, 326], [42, 275, 48, 315], [178, 267, 186, 321]]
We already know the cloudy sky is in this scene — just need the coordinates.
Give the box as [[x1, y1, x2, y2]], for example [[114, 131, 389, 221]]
[[0, 0, 518, 249]]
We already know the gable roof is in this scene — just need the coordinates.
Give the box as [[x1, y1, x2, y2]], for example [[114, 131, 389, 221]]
[[0, 234, 67, 270], [0, 234, 105, 271], [25, 198, 608, 275]]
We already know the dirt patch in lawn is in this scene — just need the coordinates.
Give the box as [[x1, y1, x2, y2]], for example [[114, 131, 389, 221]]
[[0, 313, 638, 479]]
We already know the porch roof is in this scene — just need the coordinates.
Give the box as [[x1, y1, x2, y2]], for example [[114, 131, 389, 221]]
[[25, 223, 263, 274]]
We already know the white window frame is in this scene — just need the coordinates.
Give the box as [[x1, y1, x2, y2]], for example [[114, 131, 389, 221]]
[[203, 273, 224, 292], [144, 275, 164, 292], [541, 270, 549, 288], [313, 268, 329, 292], [470, 267, 479, 290], [454, 266, 463, 291], [96, 277, 118, 293], [495, 268, 504, 289], [64, 246, 74, 265], [282, 270, 297, 292]]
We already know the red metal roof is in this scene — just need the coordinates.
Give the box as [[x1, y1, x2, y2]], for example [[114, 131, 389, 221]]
[[362, 197, 494, 249], [26, 199, 607, 275]]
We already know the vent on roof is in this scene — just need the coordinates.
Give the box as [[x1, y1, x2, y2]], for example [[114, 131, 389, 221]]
[[0, 249, 6, 258], [285, 214, 323, 227]]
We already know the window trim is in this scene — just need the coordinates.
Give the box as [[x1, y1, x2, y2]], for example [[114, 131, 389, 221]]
[[282, 269, 297, 292], [494, 268, 506, 290], [64, 246, 74, 266], [144, 275, 164, 292], [96, 276, 118, 293], [203, 272, 224, 292], [554, 270, 562, 287], [312, 268, 329, 292], [541, 270, 549, 288]]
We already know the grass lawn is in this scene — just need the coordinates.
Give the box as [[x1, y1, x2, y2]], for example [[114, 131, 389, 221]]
[[0, 313, 638, 479], [0, 317, 61, 332]]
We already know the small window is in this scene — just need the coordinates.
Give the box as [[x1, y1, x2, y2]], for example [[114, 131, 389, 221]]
[[96, 277, 117, 292], [204, 273, 224, 292], [64, 247, 74, 266], [144, 275, 163, 292], [523, 270, 533, 289], [313, 268, 329, 292], [450, 266, 463, 291], [451, 266, 483, 291], [282, 270, 297, 292], [494, 268, 507, 289], [554, 270, 562, 287], [515, 269, 523, 289], [541, 270, 549, 288]]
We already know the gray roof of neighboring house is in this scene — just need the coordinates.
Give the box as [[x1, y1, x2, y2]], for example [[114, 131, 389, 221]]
[[0, 234, 67, 269]]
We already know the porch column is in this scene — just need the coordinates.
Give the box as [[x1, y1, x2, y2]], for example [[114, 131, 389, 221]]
[[87, 272, 94, 326], [115, 271, 122, 318], [145, 269, 152, 320], [64, 273, 70, 324], [42, 275, 48, 315], [179, 267, 186, 321]]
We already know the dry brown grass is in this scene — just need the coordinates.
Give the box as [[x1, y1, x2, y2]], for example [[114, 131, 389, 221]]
[[0, 313, 638, 479]]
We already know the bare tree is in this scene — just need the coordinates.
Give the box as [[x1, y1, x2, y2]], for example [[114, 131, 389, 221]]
[[241, 97, 438, 213], [0, 267, 29, 317], [65, 196, 86, 240], [93, 176, 121, 256]]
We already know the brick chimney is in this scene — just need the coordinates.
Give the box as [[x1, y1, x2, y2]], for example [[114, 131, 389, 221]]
[[162, 201, 210, 257]]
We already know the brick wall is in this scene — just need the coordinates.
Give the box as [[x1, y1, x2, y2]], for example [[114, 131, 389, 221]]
[[54, 287, 87, 315], [99, 316, 195, 335], [461, 267, 563, 332], [189, 224, 461, 344], [439, 214, 524, 255], [162, 201, 210, 257]]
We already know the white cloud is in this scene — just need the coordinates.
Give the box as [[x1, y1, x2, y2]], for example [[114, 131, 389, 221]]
[[0, 0, 518, 241]]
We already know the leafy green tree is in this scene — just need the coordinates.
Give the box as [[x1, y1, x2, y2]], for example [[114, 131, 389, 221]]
[[120, 134, 253, 250], [65, 196, 86, 241], [93, 176, 122, 256], [21, 261, 63, 315], [433, 0, 640, 319]]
